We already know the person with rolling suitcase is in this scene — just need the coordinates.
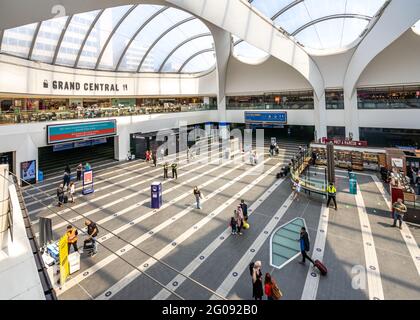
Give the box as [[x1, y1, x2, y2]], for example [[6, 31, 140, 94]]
[[298, 227, 315, 265], [84, 220, 99, 256], [57, 184, 64, 207]]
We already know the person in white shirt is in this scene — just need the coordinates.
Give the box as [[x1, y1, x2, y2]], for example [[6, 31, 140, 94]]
[[69, 182, 75, 203]]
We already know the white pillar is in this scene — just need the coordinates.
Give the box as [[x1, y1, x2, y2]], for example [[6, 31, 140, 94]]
[[114, 127, 130, 161], [314, 91, 327, 140], [344, 91, 360, 140], [0, 164, 10, 251], [205, 24, 231, 123]]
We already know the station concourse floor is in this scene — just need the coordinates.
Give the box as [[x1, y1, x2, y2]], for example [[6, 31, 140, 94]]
[[22, 143, 420, 300]]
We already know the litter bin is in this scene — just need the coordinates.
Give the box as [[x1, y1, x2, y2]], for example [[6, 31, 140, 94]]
[[38, 170, 44, 182], [151, 182, 162, 209], [349, 179, 357, 195]]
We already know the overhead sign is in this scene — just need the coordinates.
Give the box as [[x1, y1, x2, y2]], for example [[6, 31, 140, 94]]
[[323, 138, 368, 147], [245, 111, 287, 126], [43, 80, 128, 92], [47, 120, 116, 144]]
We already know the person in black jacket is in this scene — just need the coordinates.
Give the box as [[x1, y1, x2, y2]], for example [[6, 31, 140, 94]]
[[298, 227, 314, 265], [240, 199, 248, 221]]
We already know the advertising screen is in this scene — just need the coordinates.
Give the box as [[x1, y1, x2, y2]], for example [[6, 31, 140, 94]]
[[47, 120, 116, 144], [20, 160, 36, 184]]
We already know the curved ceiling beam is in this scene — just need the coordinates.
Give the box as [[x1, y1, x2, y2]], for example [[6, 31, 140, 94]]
[[165, 0, 325, 97], [271, 0, 304, 21], [27, 22, 42, 60], [233, 39, 243, 46], [136, 16, 195, 72], [178, 48, 213, 73], [52, 15, 73, 64], [74, 9, 104, 68], [115, 6, 169, 71], [291, 14, 371, 36], [0, 0, 325, 95], [94, 4, 138, 70], [158, 32, 211, 72], [344, 0, 420, 96]]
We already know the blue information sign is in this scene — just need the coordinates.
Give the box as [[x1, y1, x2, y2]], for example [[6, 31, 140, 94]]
[[245, 111, 287, 125]]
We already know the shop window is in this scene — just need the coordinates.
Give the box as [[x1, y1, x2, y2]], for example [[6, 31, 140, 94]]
[[357, 85, 420, 109], [327, 126, 345, 139], [326, 90, 344, 110]]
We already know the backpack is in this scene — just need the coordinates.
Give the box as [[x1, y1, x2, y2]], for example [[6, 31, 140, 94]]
[[271, 282, 283, 300], [249, 262, 255, 276]]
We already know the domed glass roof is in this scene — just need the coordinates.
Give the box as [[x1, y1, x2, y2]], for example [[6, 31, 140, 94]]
[[0, 4, 216, 74]]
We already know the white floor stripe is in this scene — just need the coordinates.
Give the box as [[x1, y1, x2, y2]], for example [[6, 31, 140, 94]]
[[153, 177, 287, 300], [28, 145, 234, 218], [210, 192, 295, 300], [29, 149, 295, 221], [57, 154, 274, 296], [46, 149, 248, 237], [301, 204, 329, 300], [34, 149, 240, 236], [26, 145, 199, 208], [95, 159, 282, 300], [25, 160, 152, 206], [370, 175, 420, 278], [354, 182, 384, 300]]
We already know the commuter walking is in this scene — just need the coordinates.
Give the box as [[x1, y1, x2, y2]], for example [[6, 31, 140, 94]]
[[264, 273, 282, 300], [230, 216, 238, 235], [63, 170, 71, 189], [163, 162, 169, 179], [76, 163, 83, 181], [85, 162, 91, 171], [240, 199, 248, 221], [235, 206, 244, 235], [171, 162, 178, 179], [326, 182, 338, 210], [57, 184, 64, 207], [392, 198, 407, 229], [292, 179, 301, 200], [298, 227, 314, 265], [145, 150, 150, 162], [251, 261, 263, 300], [193, 186, 202, 209], [66, 225, 78, 254], [69, 181, 75, 203], [65, 164, 71, 175], [84, 220, 99, 256], [152, 152, 157, 167]]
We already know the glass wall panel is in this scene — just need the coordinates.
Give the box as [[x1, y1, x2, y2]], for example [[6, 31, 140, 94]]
[[1, 22, 38, 58], [358, 86, 420, 109], [326, 90, 344, 109]]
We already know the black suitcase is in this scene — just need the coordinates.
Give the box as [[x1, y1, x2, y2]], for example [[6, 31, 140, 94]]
[[63, 195, 68, 204], [83, 240, 94, 251]]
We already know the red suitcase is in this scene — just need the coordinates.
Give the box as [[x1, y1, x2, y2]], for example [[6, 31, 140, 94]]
[[314, 260, 327, 276]]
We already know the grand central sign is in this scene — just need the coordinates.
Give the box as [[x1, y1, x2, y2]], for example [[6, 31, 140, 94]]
[[43, 80, 128, 92]]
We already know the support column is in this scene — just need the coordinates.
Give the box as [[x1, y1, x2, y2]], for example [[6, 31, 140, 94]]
[[314, 91, 327, 141], [114, 127, 130, 161], [344, 91, 360, 141], [205, 24, 231, 124]]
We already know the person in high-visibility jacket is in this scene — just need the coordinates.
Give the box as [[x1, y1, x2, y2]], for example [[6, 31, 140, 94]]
[[326, 182, 338, 210], [66, 225, 78, 254]]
